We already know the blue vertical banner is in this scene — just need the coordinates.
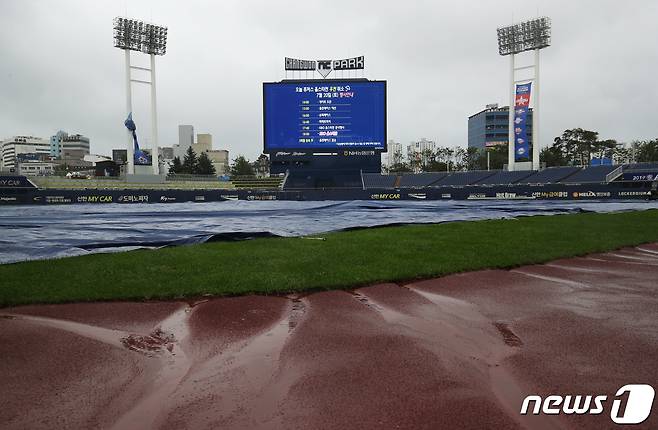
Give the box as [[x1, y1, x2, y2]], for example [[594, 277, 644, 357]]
[[513, 82, 532, 161]]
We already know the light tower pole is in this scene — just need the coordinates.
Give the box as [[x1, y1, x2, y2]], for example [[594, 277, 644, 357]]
[[113, 17, 168, 175], [124, 49, 134, 174], [496, 17, 551, 171], [150, 53, 159, 175]]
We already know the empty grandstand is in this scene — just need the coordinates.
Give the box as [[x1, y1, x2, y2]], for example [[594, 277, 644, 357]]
[[560, 165, 617, 184], [231, 176, 285, 190], [9, 162, 655, 204], [358, 163, 658, 191], [29, 176, 234, 190], [433, 170, 497, 187], [516, 166, 581, 184], [630, 162, 658, 169], [474, 170, 535, 185], [398, 172, 448, 188], [362, 173, 397, 189]]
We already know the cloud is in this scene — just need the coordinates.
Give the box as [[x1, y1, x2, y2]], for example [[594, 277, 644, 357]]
[[0, 0, 656, 161]]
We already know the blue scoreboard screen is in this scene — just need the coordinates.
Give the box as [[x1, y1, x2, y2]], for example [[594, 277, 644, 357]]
[[263, 80, 386, 152]]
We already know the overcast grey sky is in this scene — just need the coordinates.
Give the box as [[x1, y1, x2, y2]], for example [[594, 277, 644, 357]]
[[1, 0, 657, 160]]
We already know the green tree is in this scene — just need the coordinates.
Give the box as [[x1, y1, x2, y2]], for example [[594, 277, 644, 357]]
[[433, 147, 454, 171], [418, 148, 435, 172], [423, 159, 448, 172], [182, 147, 198, 174], [169, 156, 183, 174], [614, 145, 633, 165], [451, 147, 467, 171], [591, 139, 618, 161], [547, 129, 625, 166], [553, 128, 599, 166], [196, 152, 217, 175], [230, 155, 254, 177], [486, 145, 508, 170], [388, 162, 413, 173], [384, 147, 413, 173], [391, 148, 404, 166], [540, 146, 565, 167], [408, 152, 422, 173], [634, 139, 658, 162], [54, 163, 69, 175], [462, 147, 482, 171]]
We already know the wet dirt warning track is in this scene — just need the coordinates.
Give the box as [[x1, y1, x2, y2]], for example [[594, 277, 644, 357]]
[[1, 244, 657, 429]]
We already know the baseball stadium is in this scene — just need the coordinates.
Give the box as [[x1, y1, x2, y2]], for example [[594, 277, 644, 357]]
[[1, 5, 657, 430]]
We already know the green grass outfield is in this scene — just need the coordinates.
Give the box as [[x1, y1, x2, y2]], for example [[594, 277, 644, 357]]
[[1, 210, 658, 307]]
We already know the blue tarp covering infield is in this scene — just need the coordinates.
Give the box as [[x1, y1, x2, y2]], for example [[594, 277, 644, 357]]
[[1, 200, 657, 264]]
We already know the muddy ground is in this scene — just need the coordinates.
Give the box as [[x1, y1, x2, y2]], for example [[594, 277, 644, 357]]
[[1, 244, 657, 429]]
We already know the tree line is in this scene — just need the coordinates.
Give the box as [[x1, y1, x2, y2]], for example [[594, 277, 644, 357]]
[[169, 129, 658, 177], [541, 129, 657, 167], [167, 148, 265, 178], [168, 147, 216, 175], [386, 129, 658, 174], [385, 145, 508, 173]]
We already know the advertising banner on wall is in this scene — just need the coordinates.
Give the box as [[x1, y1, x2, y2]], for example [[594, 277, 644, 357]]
[[513, 82, 532, 161]]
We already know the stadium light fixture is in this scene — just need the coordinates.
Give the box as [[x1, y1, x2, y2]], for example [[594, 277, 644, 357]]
[[496, 17, 551, 56], [113, 17, 168, 55], [113, 17, 168, 175], [496, 17, 551, 172]]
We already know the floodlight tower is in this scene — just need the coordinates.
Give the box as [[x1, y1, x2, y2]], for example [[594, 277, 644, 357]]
[[113, 17, 168, 175], [496, 17, 551, 171]]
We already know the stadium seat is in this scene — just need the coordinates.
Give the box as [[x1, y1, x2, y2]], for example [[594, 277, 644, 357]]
[[361, 173, 397, 189], [398, 172, 448, 188], [560, 165, 617, 183], [474, 170, 535, 185], [435, 170, 497, 186], [516, 166, 581, 184]]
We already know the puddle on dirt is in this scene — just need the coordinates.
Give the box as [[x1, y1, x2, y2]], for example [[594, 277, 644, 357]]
[[287, 296, 307, 332], [1, 313, 127, 348], [489, 365, 563, 430], [493, 322, 523, 347], [0, 314, 17, 320], [110, 305, 193, 430], [608, 252, 658, 263], [637, 247, 658, 255], [158, 305, 192, 341], [512, 269, 588, 290]]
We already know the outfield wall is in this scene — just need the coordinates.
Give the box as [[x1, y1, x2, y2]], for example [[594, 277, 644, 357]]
[[0, 176, 654, 205]]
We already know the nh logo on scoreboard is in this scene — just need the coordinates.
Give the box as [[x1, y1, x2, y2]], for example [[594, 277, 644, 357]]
[[285, 56, 364, 78]]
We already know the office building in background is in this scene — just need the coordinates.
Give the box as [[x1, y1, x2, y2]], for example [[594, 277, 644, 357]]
[[468, 104, 533, 151], [174, 124, 194, 159]]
